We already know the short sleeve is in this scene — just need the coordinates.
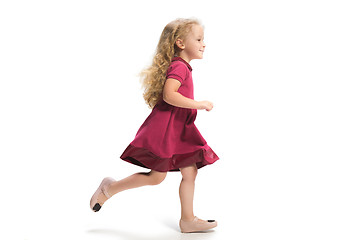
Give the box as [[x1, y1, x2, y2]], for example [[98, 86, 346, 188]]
[[166, 62, 188, 84]]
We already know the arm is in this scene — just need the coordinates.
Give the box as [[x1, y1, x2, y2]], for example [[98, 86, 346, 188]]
[[163, 78, 213, 111]]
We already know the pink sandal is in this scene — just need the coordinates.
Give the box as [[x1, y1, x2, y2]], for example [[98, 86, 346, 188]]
[[179, 216, 217, 233], [90, 177, 115, 212]]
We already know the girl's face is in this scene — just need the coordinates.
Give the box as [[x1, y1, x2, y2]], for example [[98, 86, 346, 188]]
[[178, 24, 206, 62]]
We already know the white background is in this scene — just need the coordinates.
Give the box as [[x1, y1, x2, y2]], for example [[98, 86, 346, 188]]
[[1, 0, 359, 239]]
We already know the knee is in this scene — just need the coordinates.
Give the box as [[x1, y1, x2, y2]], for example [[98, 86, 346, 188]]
[[148, 171, 167, 185], [181, 166, 198, 182]]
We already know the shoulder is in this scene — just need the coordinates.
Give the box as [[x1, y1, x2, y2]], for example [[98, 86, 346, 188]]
[[167, 61, 189, 73], [166, 61, 190, 84]]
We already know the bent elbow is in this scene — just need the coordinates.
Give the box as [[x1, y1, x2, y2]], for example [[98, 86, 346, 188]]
[[163, 91, 172, 104], [162, 92, 168, 103]]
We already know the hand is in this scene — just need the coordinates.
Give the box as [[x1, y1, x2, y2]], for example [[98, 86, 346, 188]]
[[197, 100, 214, 111]]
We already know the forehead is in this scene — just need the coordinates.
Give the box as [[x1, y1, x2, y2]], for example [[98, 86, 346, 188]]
[[190, 24, 204, 36]]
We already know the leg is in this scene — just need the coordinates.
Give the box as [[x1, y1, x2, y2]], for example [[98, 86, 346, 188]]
[[96, 170, 167, 206], [108, 170, 167, 195], [178, 164, 218, 233], [179, 164, 198, 221]]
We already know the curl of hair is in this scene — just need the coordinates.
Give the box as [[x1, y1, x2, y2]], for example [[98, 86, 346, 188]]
[[140, 18, 200, 108]]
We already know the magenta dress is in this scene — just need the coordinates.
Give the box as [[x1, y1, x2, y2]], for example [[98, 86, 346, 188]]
[[120, 57, 219, 172]]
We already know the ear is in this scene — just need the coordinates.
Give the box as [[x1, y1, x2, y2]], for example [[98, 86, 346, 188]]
[[175, 38, 185, 50]]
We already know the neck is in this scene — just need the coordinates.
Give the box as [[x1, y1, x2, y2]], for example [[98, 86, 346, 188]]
[[178, 53, 191, 63]]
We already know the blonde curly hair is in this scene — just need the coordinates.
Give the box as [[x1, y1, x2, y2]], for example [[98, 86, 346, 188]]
[[140, 18, 200, 108]]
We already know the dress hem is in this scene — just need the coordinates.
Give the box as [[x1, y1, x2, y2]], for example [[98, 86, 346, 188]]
[[120, 144, 219, 172]]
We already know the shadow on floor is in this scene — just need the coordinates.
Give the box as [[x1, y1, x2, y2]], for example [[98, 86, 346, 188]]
[[87, 227, 216, 240]]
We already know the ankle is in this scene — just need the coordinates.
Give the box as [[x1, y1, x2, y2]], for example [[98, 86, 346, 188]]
[[181, 216, 195, 222]]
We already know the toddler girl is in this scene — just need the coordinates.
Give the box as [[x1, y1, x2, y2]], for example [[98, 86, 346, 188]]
[[90, 18, 219, 233]]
